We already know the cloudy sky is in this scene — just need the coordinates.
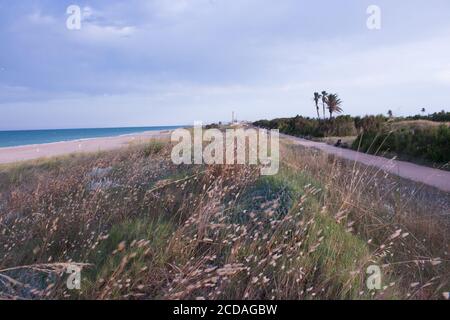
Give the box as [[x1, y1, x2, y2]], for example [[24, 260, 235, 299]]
[[0, 0, 449, 130]]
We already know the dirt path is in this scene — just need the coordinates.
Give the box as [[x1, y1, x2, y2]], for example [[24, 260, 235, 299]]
[[282, 134, 450, 193]]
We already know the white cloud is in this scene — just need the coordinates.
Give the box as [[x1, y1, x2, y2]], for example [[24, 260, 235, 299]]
[[2, 0, 450, 129], [147, 0, 214, 18], [80, 24, 137, 41], [27, 10, 56, 25]]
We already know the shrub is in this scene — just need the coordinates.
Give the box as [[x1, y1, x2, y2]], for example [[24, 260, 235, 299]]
[[254, 115, 358, 138], [141, 140, 164, 157], [402, 111, 450, 122], [352, 124, 450, 164], [354, 115, 387, 133]]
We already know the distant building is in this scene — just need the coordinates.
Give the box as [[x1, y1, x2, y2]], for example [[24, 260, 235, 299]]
[[231, 111, 237, 124]]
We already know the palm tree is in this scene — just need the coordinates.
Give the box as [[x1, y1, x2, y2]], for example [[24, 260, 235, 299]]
[[313, 92, 321, 119], [326, 93, 343, 119], [387, 110, 393, 118], [321, 91, 328, 119], [322, 90, 328, 119], [421, 108, 426, 114]]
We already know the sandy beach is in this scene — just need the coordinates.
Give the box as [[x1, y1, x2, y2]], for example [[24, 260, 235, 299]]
[[0, 130, 172, 165]]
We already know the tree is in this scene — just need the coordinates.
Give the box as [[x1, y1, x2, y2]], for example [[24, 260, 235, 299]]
[[387, 110, 393, 118], [321, 91, 328, 119], [313, 92, 321, 119], [326, 93, 343, 119], [421, 108, 426, 114]]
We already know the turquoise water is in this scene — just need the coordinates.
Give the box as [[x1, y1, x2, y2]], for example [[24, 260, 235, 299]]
[[0, 126, 183, 148]]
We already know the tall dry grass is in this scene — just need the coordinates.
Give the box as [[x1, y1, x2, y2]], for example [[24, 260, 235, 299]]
[[280, 139, 449, 299], [0, 137, 448, 300]]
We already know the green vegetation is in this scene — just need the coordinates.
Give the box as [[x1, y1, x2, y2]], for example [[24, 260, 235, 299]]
[[254, 110, 449, 166], [234, 168, 371, 299], [353, 123, 450, 164], [254, 115, 366, 138], [81, 217, 174, 299], [402, 110, 450, 122], [141, 140, 165, 157], [312, 91, 344, 120]]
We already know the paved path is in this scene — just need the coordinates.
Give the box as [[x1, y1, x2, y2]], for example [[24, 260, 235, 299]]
[[282, 134, 450, 193]]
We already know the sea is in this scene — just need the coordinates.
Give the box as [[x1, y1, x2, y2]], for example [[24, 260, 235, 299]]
[[0, 126, 183, 148]]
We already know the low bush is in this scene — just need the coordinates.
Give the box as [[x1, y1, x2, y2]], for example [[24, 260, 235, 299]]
[[352, 124, 450, 164], [254, 115, 359, 138]]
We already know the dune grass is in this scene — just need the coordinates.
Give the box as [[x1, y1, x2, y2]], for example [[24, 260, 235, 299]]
[[0, 138, 448, 300]]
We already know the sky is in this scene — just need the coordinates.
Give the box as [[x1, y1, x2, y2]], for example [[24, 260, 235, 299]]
[[0, 0, 449, 130]]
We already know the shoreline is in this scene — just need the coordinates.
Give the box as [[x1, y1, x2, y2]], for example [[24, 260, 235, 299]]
[[0, 130, 172, 165]]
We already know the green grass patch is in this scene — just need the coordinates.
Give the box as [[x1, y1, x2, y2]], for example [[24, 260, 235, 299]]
[[78, 217, 174, 299], [140, 140, 165, 158], [225, 164, 373, 299]]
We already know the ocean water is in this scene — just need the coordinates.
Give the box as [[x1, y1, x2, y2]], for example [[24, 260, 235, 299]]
[[0, 126, 183, 148]]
